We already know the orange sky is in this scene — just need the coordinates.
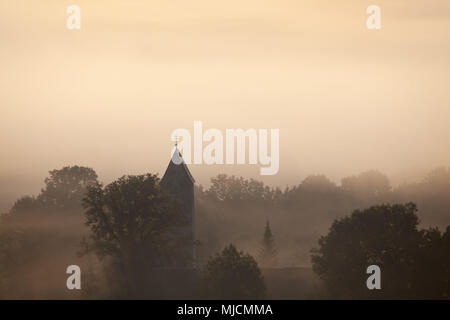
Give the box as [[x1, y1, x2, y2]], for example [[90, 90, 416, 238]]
[[1, 0, 450, 207]]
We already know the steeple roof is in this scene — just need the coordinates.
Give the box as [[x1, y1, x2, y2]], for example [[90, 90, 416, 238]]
[[161, 147, 195, 185]]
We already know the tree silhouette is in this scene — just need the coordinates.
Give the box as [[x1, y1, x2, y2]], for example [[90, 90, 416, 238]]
[[311, 202, 450, 299], [39, 166, 98, 211], [259, 220, 277, 267], [341, 170, 391, 201], [206, 174, 277, 203], [202, 244, 266, 299], [0, 226, 22, 298], [311, 203, 419, 299], [82, 174, 185, 298], [9, 166, 98, 215], [9, 196, 38, 216]]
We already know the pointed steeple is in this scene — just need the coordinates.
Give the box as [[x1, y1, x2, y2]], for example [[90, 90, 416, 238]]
[[160, 143, 196, 268], [163, 146, 195, 185]]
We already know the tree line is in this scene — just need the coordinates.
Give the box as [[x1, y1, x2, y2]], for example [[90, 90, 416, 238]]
[[0, 165, 449, 299]]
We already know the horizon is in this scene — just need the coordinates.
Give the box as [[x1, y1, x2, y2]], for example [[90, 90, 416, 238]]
[[1, 160, 446, 214], [1, 0, 450, 302], [1, 1, 450, 201]]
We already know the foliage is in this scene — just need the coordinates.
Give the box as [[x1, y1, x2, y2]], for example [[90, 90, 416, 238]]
[[202, 244, 266, 299], [2, 165, 450, 299], [206, 174, 281, 203], [311, 203, 450, 299], [10, 166, 98, 215], [39, 166, 98, 210], [82, 174, 186, 297], [259, 221, 277, 267], [341, 170, 391, 200]]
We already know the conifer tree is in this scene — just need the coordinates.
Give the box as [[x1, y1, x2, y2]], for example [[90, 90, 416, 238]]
[[259, 220, 277, 267]]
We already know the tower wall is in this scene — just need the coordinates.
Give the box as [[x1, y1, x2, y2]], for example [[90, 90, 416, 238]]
[[160, 156, 195, 267]]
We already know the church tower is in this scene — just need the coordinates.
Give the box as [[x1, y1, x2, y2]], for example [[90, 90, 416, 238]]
[[160, 146, 195, 267]]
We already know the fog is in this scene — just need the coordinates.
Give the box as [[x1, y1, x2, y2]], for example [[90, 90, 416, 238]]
[[1, 2, 450, 300], [1, 1, 450, 210]]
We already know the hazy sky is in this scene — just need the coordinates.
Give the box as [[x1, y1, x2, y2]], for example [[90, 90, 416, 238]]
[[1, 0, 450, 209]]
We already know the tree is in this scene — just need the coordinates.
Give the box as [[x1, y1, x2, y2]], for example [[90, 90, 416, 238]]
[[301, 175, 337, 192], [283, 175, 344, 213], [82, 174, 186, 298], [9, 166, 99, 215], [394, 167, 450, 228], [424, 167, 450, 187], [341, 170, 391, 201], [9, 196, 38, 216], [258, 221, 277, 267], [311, 203, 426, 299], [412, 227, 449, 299], [442, 227, 450, 298], [206, 174, 275, 203], [0, 224, 22, 298], [202, 244, 266, 299], [39, 166, 98, 211]]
